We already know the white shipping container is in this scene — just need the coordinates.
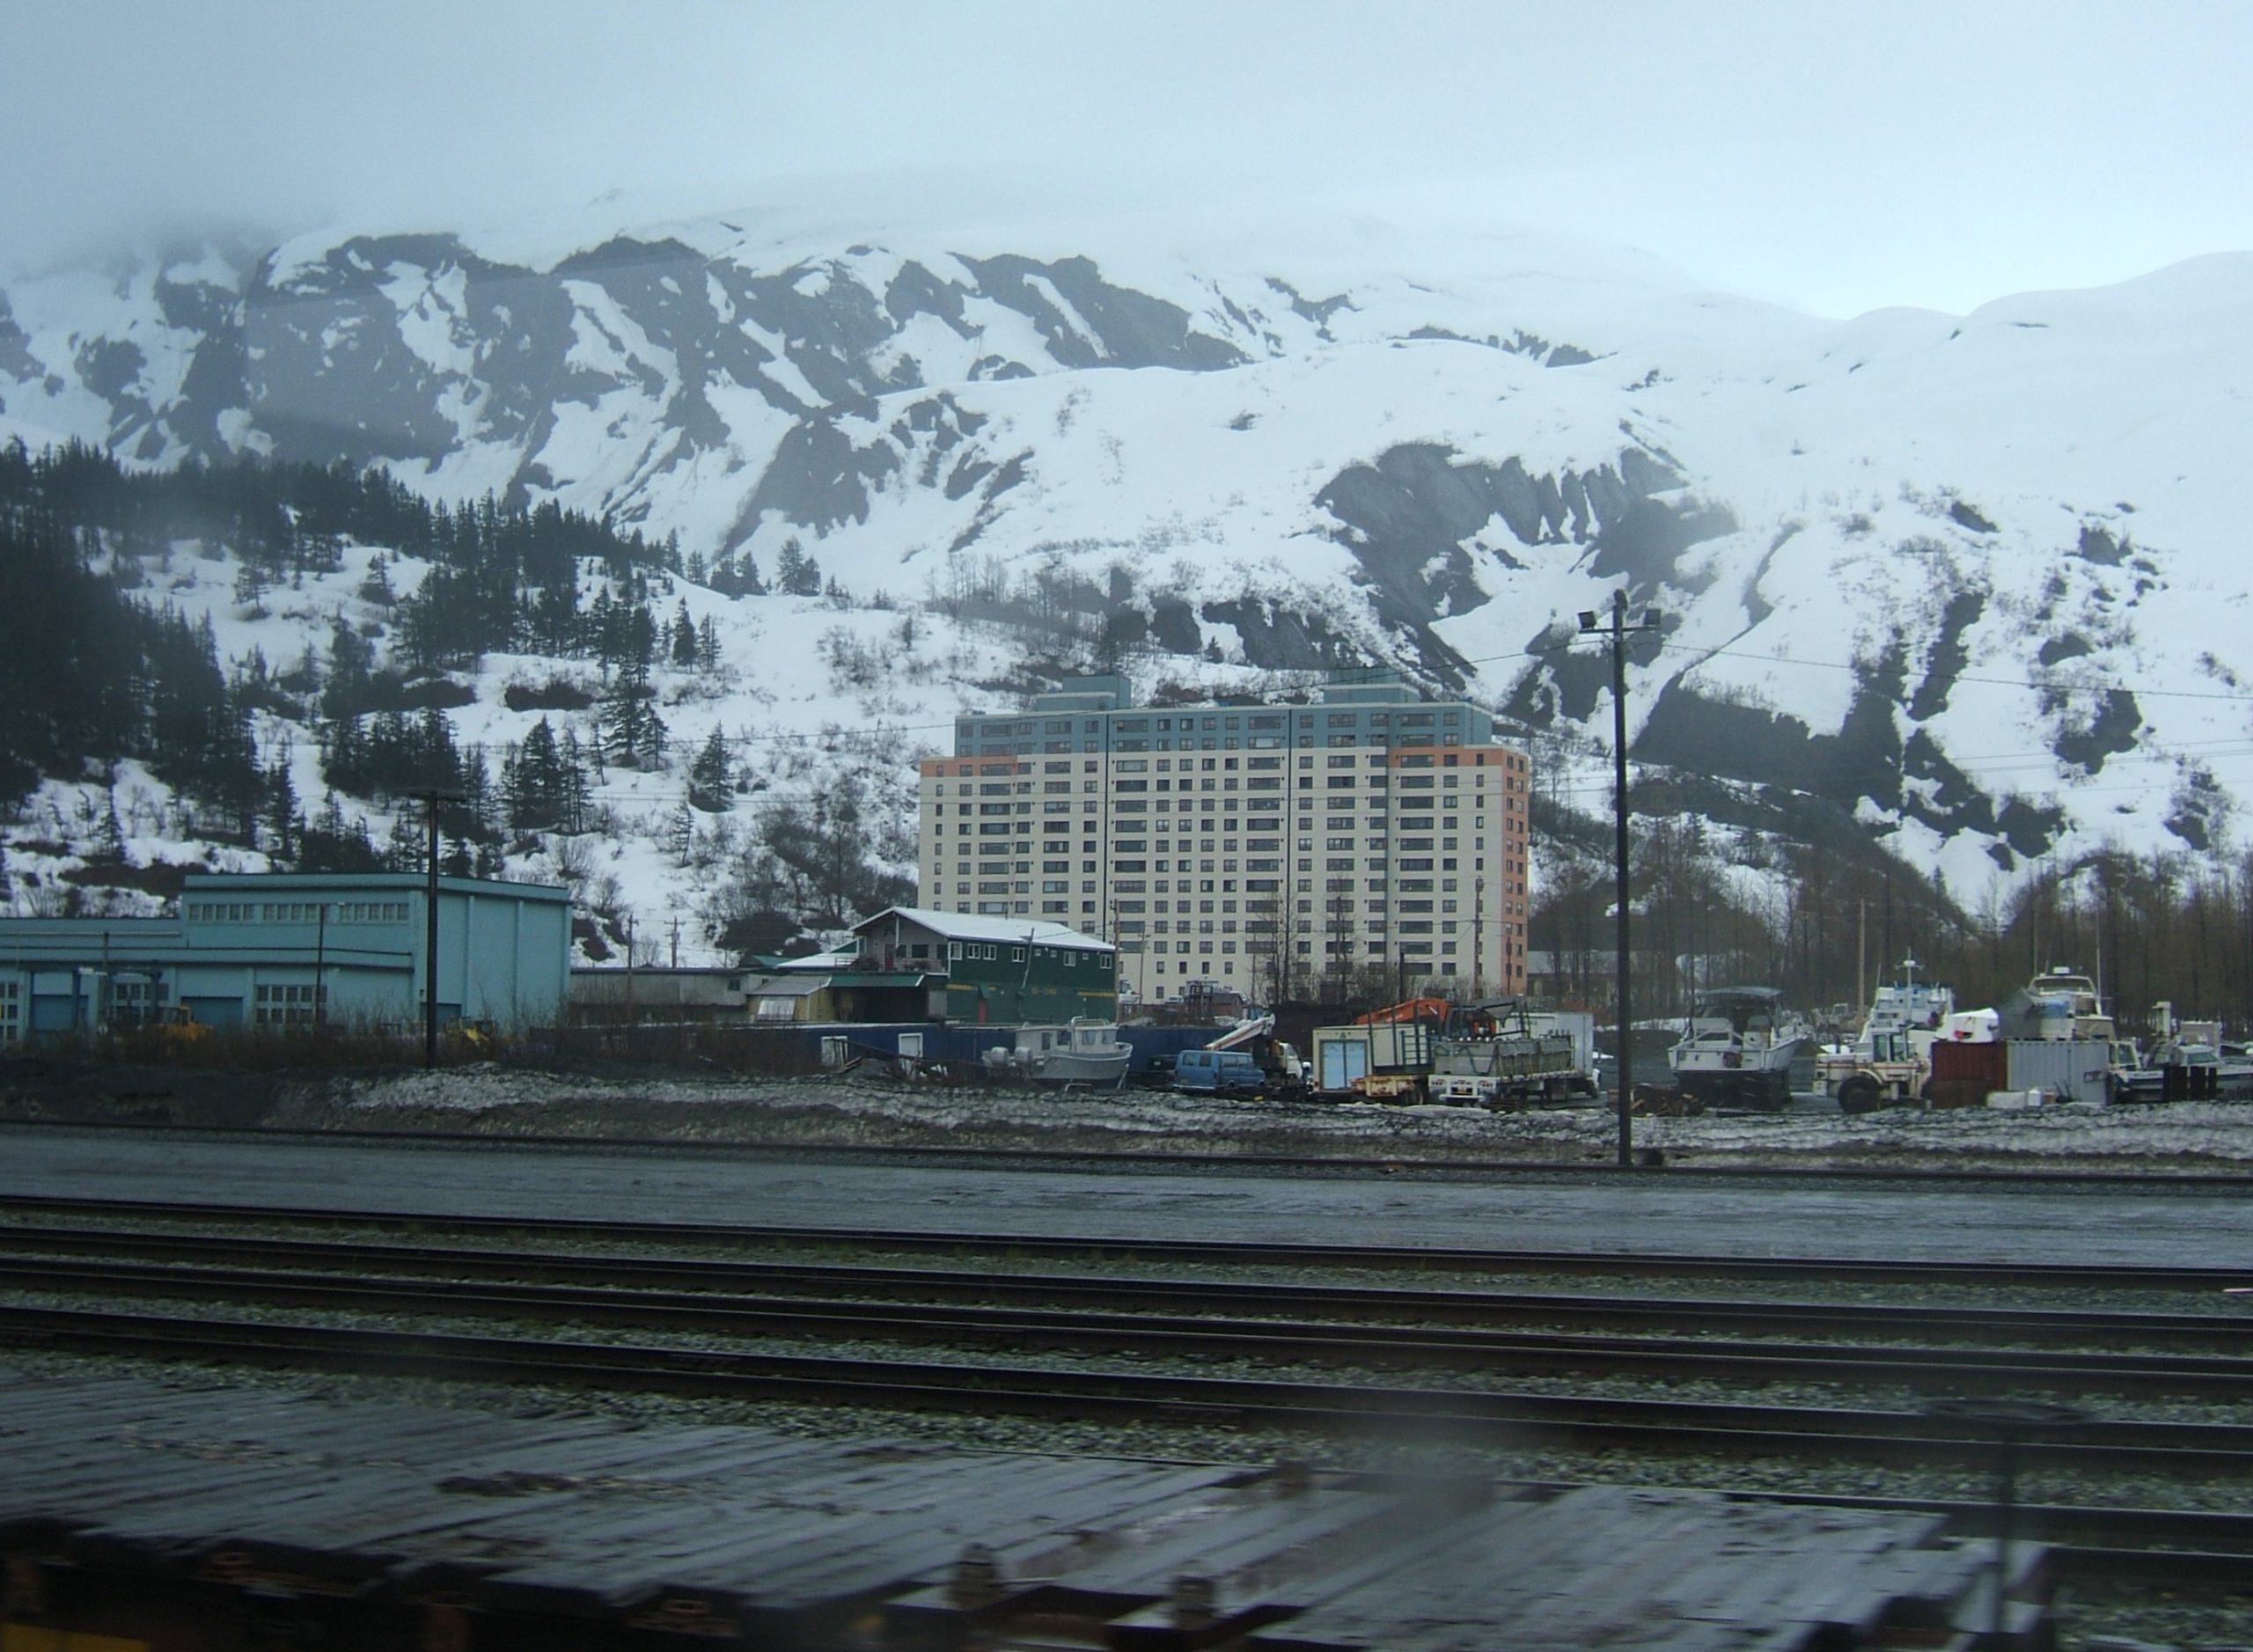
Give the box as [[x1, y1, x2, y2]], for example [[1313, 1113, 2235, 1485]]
[[2003, 1039, 2112, 1105]]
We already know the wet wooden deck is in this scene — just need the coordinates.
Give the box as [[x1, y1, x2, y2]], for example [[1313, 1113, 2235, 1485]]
[[0, 1370, 2040, 1648]]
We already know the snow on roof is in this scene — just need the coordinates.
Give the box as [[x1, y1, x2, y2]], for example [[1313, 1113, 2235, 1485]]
[[744, 974, 827, 998], [773, 949, 856, 973], [855, 907, 1114, 954]]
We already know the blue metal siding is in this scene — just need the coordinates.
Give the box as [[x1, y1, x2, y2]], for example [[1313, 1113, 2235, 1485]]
[[0, 873, 569, 1036]]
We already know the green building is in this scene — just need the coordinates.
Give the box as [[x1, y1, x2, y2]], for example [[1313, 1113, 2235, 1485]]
[[851, 907, 1117, 1024], [0, 871, 570, 1040]]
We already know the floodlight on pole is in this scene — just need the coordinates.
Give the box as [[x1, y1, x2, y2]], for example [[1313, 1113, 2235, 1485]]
[[1578, 591, 1662, 1168]]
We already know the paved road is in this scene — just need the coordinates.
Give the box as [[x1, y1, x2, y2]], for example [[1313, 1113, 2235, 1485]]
[[1, 1127, 2246, 1267]]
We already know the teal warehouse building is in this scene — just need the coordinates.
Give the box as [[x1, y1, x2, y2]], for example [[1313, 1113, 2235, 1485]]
[[0, 871, 570, 1040]]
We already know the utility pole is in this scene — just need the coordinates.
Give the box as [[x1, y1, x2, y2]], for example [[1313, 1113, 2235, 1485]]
[[410, 787, 465, 1069], [1473, 875, 1486, 997], [1581, 591, 1661, 1169], [1857, 898, 1868, 1015]]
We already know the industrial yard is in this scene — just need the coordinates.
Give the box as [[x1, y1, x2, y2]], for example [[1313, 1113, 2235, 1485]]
[[7, 1055, 2253, 1172]]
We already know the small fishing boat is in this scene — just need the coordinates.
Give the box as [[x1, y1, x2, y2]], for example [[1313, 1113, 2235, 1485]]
[[984, 1018, 1133, 1087]]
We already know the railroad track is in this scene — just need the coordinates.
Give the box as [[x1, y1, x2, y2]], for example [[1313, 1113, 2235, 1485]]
[[11, 1249, 2253, 1403], [8, 1113, 2253, 1189], [8, 1296, 2253, 1478], [4, 1192, 2247, 1289], [4, 1221, 2249, 1350], [6, 1211, 2252, 1595], [8, 1252, 2253, 1477]]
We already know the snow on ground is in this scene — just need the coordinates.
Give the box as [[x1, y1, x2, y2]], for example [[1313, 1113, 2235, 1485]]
[[0, 513, 1033, 963], [268, 1065, 2253, 1171]]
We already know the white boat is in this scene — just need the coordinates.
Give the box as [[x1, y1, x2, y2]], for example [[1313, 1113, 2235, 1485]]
[[2113, 1038, 2253, 1103], [984, 1018, 1133, 1087], [1860, 958, 1955, 1046], [1670, 987, 1813, 1111], [2010, 968, 2116, 1041]]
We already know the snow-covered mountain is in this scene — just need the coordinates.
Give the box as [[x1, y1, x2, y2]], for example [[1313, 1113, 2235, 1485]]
[[4, 203, 2247, 949]]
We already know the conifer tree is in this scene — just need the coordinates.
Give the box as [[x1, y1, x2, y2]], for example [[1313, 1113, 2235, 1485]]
[[688, 727, 732, 812], [558, 727, 591, 831], [600, 659, 665, 770], [636, 697, 668, 770], [232, 561, 268, 615], [509, 717, 567, 831], [356, 557, 396, 608], [100, 787, 128, 864], [264, 753, 299, 859], [774, 539, 819, 597]]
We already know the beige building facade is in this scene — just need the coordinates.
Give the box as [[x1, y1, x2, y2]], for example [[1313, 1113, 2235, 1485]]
[[916, 673, 1531, 1006]]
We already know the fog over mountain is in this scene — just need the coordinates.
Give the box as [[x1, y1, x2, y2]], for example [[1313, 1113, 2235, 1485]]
[[2, 195, 2247, 966]]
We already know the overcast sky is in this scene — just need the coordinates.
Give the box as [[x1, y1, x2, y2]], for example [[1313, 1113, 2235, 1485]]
[[6, 0, 2249, 317]]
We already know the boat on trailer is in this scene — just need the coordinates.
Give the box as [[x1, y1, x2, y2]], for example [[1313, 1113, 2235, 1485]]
[[1670, 987, 1813, 1111]]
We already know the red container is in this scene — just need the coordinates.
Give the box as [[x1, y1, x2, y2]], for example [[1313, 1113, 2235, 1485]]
[[1930, 1039, 2007, 1092]]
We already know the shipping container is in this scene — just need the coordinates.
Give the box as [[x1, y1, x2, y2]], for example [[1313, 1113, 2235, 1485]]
[[1310, 1021, 1433, 1099], [2005, 1039, 2113, 1105]]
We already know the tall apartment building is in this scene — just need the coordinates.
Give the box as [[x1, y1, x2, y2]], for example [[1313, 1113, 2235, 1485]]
[[915, 672, 1532, 1006]]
